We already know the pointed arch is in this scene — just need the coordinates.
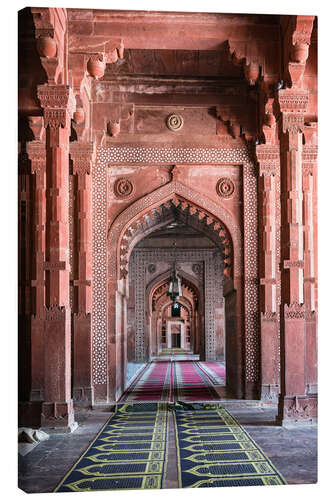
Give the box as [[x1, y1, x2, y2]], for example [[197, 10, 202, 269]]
[[107, 180, 242, 281]]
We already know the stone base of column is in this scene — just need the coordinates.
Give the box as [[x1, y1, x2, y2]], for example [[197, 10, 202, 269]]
[[276, 394, 318, 426], [260, 384, 279, 403], [244, 381, 260, 400], [29, 389, 44, 402], [73, 386, 93, 407], [41, 400, 78, 433], [92, 383, 108, 404], [18, 401, 43, 428]]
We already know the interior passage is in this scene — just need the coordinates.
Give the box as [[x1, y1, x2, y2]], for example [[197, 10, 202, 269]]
[[121, 349, 227, 402]]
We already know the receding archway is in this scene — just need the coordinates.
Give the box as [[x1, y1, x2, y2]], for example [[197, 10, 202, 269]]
[[107, 181, 244, 401]]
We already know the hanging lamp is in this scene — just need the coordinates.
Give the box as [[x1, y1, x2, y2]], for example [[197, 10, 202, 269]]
[[167, 262, 183, 303]]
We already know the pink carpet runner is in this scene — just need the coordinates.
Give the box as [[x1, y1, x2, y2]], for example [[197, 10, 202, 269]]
[[196, 361, 226, 385], [173, 361, 220, 401], [120, 360, 222, 402], [119, 361, 173, 402]]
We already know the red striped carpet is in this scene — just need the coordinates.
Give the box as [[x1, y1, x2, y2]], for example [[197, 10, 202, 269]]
[[120, 361, 173, 402], [173, 361, 220, 401], [197, 361, 226, 385], [121, 361, 221, 402]]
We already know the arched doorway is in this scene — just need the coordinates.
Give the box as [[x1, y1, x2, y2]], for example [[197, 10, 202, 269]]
[[106, 184, 244, 400]]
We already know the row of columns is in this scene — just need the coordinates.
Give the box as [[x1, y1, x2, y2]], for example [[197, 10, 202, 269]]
[[257, 88, 317, 422], [23, 84, 95, 429]]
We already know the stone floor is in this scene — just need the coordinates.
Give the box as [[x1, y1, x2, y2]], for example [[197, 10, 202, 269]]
[[18, 403, 317, 493]]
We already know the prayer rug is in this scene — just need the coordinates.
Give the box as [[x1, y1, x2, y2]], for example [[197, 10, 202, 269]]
[[55, 403, 169, 492], [173, 403, 286, 488], [197, 362, 226, 386], [173, 361, 220, 401], [120, 361, 173, 402]]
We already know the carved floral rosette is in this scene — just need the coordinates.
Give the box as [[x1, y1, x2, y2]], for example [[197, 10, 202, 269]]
[[114, 177, 134, 198], [216, 177, 235, 198], [147, 264, 156, 274], [166, 113, 184, 131]]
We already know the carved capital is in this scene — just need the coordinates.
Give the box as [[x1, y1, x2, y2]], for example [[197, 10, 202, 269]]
[[282, 113, 305, 134], [38, 84, 75, 110], [303, 163, 313, 176], [26, 141, 46, 174], [283, 260, 304, 269], [261, 311, 278, 322], [70, 142, 95, 175], [31, 7, 54, 38], [43, 261, 66, 271], [256, 145, 280, 176], [44, 304, 66, 322], [278, 90, 309, 114], [284, 302, 305, 320], [37, 85, 76, 128], [43, 109, 68, 129], [260, 278, 276, 285], [292, 16, 315, 47], [302, 146, 318, 162]]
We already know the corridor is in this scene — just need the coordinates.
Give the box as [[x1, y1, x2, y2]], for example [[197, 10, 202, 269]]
[[121, 349, 228, 402]]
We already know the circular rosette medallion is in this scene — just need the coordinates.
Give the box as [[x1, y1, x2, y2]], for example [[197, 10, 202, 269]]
[[216, 178, 235, 198], [166, 113, 184, 131], [114, 177, 134, 198], [147, 264, 156, 274]]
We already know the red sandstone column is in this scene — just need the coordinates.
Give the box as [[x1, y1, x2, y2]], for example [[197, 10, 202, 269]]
[[302, 149, 318, 394], [37, 84, 76, 430], [70, 143, 94, 405], [277, 90, 316, 423], [18, 145, 33, 409], [107, 278, 122, 402], [27, 141, 46, 403], [257, 145, 280, 402]]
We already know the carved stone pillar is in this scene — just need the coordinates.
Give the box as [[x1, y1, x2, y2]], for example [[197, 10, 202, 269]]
[[18, 147, 33, 411], [257, 145, 280, 402], [204, 256, 216, 361], [277, 90, 317, 423], [37, 84, 77, 431], [27, 141, 46, 403], [70, 143, 94, 405], [302, 146, 318, 394]]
